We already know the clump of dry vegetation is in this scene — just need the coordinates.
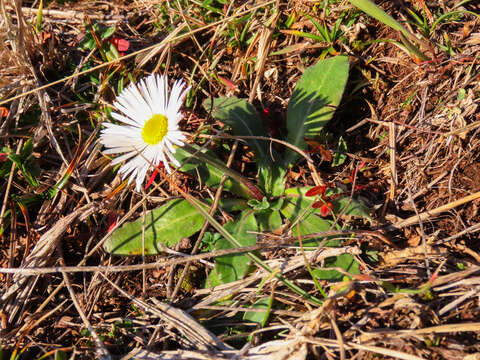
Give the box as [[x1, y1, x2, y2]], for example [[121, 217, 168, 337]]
[[1, 0, 480, 359]]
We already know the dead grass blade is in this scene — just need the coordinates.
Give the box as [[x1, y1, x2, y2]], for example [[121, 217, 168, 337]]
[[99, 273, 233, 352], [0, 202, 97, 326]]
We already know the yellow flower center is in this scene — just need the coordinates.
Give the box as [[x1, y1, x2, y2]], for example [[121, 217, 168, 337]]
[[142, 114, 168, 145]]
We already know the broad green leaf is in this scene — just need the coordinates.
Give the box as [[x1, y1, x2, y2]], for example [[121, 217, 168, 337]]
[[203, 97, 270, 163], [202, 97, 286, 197], [256, 210, 282, 233], [215, 211, 258, 284], [333, 194, 371, 221], [174, 146, 258, 199], [312, 253, 360, 281], [104, 199, 204, 255], [243, 297, 271, 325], [281, 197, 335, 247], [258, 163, 286, 197], [216, 198, 249, 212], [282, 186, 370, 246], [285, 56, 349, 165], [183, 186, 324, 305]]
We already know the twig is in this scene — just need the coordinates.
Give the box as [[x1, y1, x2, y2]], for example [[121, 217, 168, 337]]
[[60, 257, 110, 359], [436, 222, 480, 244], [388, 122, 397, 202], [406, 173, 431, 278], [6, 6, 125, 23], [0, 236, 379, 276], [197, 133, 314, 164], [385, 190, 480, 231]]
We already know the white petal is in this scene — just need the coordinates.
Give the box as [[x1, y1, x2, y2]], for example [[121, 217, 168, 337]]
[[110, 150, 138, 164], [111, 111, 142, 127]]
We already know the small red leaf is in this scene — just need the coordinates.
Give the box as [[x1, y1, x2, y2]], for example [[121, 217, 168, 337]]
[[109, 37, 130, 52], [311, 201, 322, 209], [0, 107, 9, 117], [320, 202, 332, 217], [306, 185, 327, 197], [218, 76, 236, 91]]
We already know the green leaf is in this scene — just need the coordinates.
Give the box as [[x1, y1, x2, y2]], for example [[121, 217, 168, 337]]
[[285, 56, 349, 165], [282, 187, 335, 246], [347, 0, 411, 39], [216, 198, 249, 212], [182, 188, 324, 305], [282, 29, 326, 42], [174, 146, 256, 199], [200, 231, 222, 252], [21, 157, 40, 187], [215, 211, 258, 283], [202, 97, 285, 198], [281, 199, 335, 247], [105, 43, 120, 61], [243, 297, 271, 325], [100, 26, 115, 40], [332, 136, 347, 166], [203, 97, 270, 163], [8, 139, 40, 187], [104, 199, 204, 255], [204, 267, 222, 288], [331, 190, 371, 221], [20, 138, 33, 158], [256, 210, 282, 233], [248, 197, 270, 211], [258, 162, 286, 197], [312, 254, 360, 281]]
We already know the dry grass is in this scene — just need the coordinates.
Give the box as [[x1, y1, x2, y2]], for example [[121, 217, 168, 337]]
[[1, 0, 480, 359]]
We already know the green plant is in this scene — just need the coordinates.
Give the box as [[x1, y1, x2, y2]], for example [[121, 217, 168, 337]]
[[104, 56, 371, 304], [79, 21, 119, 62]]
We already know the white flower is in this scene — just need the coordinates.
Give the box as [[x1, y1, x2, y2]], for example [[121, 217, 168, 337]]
[[100, 73, 190, 191]]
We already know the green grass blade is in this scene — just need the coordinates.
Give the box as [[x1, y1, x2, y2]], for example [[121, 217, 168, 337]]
[[36, 0, 43, 32], [348, 0, 409, 35], [348, 0, 429, 60], [281, 29, 326, 42]]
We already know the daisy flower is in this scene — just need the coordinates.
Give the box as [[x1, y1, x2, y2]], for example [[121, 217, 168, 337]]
[[100, 73, 190, 191]]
